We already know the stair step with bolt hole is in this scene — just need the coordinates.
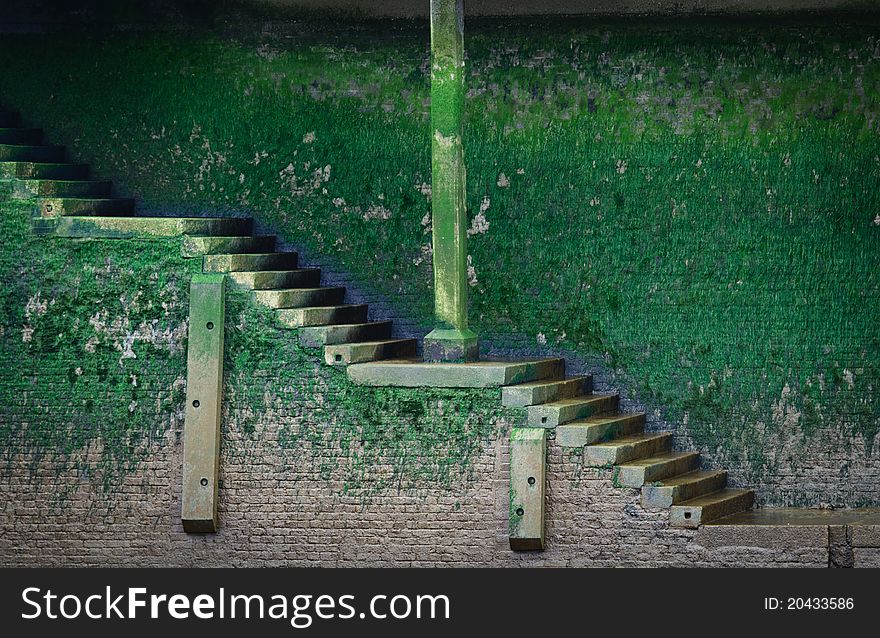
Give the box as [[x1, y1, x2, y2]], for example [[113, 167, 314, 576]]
[[204, 252, 298, 272], [585, 432, 672, 466], [228, 268, 321, 290], [347, 358, 565, 388], [39, 197, 134, 217], [613, 452, 700, 488], [669, 489, 755, 528], [0, 144, 64, 162], [299, 321, 393, 347], [527, 393, 619, 428], [54, 216, 253, 238], [0, 162, 88, 180], [0, 128, 41, 144], [276, 304, 368, 328], [324, 338, 417, 365], [182, 236, 275, 257], [641, 470, 728, 508], [0, 111, 21, 127], [256, 287, 344, 309], [556, 413, 646, 447], [501, 375, 592, 408], [13, 179, 110, 198]]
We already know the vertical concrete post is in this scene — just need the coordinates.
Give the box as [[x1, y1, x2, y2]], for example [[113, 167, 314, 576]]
[[181, 273, 226, 533], [424, 0, 479, 362], [509, 427, 546, 550]]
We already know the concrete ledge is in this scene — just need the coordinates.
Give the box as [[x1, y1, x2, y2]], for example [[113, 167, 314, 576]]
[[346, 357, 564, 388]]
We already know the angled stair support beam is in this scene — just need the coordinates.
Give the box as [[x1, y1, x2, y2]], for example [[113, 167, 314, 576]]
[[424, 0, 479, 362], [181, 273, 226, 533]]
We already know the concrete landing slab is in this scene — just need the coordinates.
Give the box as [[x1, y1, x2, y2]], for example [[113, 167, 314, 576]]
[[345, 357, 564, 388], [709, 507, 880, 527]]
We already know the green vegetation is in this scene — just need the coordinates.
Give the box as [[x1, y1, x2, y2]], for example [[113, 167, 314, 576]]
[[0, 16, 878, 503]]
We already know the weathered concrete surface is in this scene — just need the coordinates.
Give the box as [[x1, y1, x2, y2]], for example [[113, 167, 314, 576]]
[[696, 508, 880, 566], [54, 215, 254, 238], [424, 0, 478, 363], [509, 427, 546, 550], [181, 273, 226, 533], [346, 357, 564, 387]]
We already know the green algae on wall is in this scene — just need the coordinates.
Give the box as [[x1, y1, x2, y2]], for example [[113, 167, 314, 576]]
[[0, 16, 877, 505], [0, 195, 196, 495]]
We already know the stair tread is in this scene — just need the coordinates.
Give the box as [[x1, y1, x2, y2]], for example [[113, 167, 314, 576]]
[[617, 451, 698, 469], [676, 488, 753, 507], [332, 338, 414, 346], [239, 268, 319, 274], [508, 375, 589, 389], [652, 469, 726, 487], [589, 431, 670, 448], [304, 320, 391, 329], [542, 392, 618, 407], [263, 285, 342, 292], [566, 412, 646, 427]]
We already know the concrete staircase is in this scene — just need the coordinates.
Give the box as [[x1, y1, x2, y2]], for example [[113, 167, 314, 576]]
[[1, 105, 755, 531]]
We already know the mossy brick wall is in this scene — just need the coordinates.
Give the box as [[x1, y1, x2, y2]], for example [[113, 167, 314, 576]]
[[0, 13, 878, 523]]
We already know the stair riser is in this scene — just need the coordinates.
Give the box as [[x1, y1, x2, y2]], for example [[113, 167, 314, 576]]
[[556, 414, 646, 447], [182, 236, 276, 258], [0, 129, 42, 144], [641, 472, 729, 508], [204, 253, 298, 272], [300, 322, 392, 347], [613, 453, 700, 488], [0, 162, 88, 180], [38, 198, 135, 217], [324, 339, 417, 365], [528, 394, 619, 428], [13, 180, 111, 198], [586, 434, 672, 466], [0, 145, 64, 162], [277, 305, 368, 328], [501, 376, 592, 408], [256, 287, 344, 309], [228, 269, 321, 290], [669, 490, 755, 529]]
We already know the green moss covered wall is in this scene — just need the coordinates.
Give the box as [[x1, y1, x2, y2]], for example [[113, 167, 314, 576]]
[[0, 15, 878, 506]]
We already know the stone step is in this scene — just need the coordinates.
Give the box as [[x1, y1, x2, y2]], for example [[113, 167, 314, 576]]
[[227, 268, 321, 290], [585, 432, 672, 466], [347, 357, 566, 388], [181, 235, 275, 258], [0, 144, 64, 162], [0, 162, 88, 180], [556, 413, 646, 447], [0, 128, 41, 144], [39, 197, 134, 217], [613, 452, 700, 488], [323, 338, 418, 365], [54, 216, 253, 238], [527, 393, 619, 428], [641, 470, 728, 508], [299, 321, 393, 347], [0, 111, 21, 127], [255, 286, 345, 309], [13, 179, 110, 198], [203, 252, 298, 272], [669, 488, 755, 529], [276, 304, 368, 328], [501, 375, 593, 408]]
